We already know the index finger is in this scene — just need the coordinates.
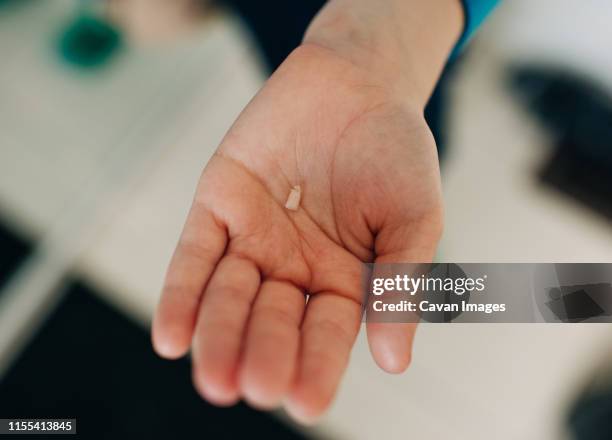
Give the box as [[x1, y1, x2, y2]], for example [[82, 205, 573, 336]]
[[152, 202, 227, 359]]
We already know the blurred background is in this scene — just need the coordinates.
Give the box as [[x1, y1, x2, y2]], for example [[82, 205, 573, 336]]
[[0, 0, 611, 438]]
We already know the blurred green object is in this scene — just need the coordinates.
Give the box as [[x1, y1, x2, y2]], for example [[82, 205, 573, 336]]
[[59, 13, 122, 68], [0, 0, 30, 8]]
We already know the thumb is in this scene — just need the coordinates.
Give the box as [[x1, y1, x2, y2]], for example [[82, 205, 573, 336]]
[[366, 218, 441, 373]]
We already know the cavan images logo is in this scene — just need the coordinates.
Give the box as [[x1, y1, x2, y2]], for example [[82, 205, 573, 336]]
[[367, 263, 490, 323]]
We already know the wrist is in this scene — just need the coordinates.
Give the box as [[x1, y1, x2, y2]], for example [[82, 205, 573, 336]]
[[303, 0, 464, 109]]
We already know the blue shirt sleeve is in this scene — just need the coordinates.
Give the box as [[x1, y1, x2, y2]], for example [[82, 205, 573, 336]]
[[453, 0, 500, 55]]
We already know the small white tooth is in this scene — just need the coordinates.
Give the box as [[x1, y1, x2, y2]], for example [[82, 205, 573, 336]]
[[285, 185, 302, 211]]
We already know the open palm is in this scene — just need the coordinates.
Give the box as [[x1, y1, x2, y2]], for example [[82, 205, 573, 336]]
[[152, 45, 443, 423]]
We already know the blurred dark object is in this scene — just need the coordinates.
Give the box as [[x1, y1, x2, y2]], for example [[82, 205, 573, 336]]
[[568, 351, 612, 440], [425, 60, 459, 158], [510, 67, 612, 221], [569, 390, 612, 440], [542, 144, 612, 221], [59, 13, 122, 68], [216, 0, 453, 155], [0, 281, 308, 439], [217, 0, 325, 71], [545, 283, 612, 322], [0, 221, 30, 293]]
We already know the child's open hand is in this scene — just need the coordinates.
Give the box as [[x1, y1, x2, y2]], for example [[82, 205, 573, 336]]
[[152, 44, 443, 423]]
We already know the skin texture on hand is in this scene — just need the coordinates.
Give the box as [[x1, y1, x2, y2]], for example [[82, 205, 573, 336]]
[[153, 0, 462, 425]]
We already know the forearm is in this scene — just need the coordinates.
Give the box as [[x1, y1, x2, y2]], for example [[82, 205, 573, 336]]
[[303, 0, 464, 108]]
